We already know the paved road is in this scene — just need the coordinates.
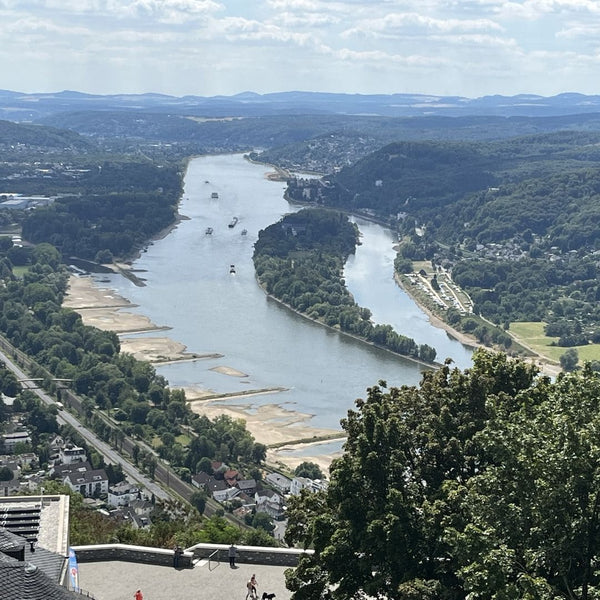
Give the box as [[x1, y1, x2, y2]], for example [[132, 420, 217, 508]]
[[0, 342, 241, 521], [0, 346, 171, 501]]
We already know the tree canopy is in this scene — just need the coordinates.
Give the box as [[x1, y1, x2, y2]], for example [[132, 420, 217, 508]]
[[285, 350, 600, 600]]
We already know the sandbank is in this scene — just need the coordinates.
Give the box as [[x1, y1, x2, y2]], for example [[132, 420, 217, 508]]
[[185, 389, 344, 474], [64, 274, 343, 471], [211, 365, 249, 377]]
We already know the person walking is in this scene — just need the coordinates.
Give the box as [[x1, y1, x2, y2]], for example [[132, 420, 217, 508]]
[[134, 590, 143, 600], [246, 574, 258, 600], [228, 543, 238, 568]]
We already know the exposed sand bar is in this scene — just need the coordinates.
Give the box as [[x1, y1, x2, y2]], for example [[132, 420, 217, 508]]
[[64, 275, 195, 359], [186, 389, 344, 475], [64, 275, 344, 472]]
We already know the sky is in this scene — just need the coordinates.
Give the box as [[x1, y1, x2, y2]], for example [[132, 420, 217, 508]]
[[0, 0, 599, 98]]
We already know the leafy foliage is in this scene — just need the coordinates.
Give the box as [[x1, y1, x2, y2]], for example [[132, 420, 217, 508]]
[[253, 208, 436, 363], [285, 350, 600, 600]]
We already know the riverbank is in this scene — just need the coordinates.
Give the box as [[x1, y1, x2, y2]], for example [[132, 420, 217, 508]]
[[392, 273, 562, 378], [256, 277, 437, 370], [63, 273, 345, 474]]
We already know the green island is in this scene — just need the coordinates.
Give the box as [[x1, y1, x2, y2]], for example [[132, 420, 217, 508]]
[[253, 207, 438, 363]]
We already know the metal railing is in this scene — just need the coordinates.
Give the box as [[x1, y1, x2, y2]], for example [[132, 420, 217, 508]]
[[208, 548, 220, 571]]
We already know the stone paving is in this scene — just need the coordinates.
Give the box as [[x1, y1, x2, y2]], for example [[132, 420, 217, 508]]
[[78, 558, 293, 600]]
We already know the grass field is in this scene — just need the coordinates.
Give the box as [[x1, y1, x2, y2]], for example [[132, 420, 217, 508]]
[[509, 322, 600, 364]]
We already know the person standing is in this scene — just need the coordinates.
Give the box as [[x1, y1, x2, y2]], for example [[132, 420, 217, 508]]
[[173, 545, 183, 568], [134, 590, 143, 600], [228, 543, 238, 568]]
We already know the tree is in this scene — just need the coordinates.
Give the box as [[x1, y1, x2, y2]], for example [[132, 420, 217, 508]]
[[285, 350, 600, 600], [0, 466, 13, 481], [252, 511, 275, 534], [294, 461, 324, 480], [560, 347, 579, 372], [189, 491, 207, 515]]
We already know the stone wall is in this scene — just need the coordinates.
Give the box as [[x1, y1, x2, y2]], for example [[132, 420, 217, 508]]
[[72, 544, 193, 568], [72, 543, 313, 569], [188, 543, 313, 567]]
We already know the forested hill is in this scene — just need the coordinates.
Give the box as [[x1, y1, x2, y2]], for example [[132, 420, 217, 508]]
[[253, 208, 437, 363], [0, 119, 94, 150], [286, 131, 600, 347], [294, 130, 600, 244]]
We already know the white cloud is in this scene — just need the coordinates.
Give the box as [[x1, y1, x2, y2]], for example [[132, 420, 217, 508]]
[[276, 11, 340, 28], [495, 0, 600, 20], [342, 12, 504, 39], [557, 20, 600, 39]]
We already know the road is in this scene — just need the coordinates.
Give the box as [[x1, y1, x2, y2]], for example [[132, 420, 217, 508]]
[[0, 343, 234, 519], [0, 346, 171, 501]]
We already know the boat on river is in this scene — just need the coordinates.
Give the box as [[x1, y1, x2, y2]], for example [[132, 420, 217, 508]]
[[211, 192, 219, 199], [230, 264, 236, 274], [228, 217, 239, 228]]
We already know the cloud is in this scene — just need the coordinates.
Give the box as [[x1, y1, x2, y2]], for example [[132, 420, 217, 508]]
[[495, 0, 600, 20], [556, 20, 600, 39], [0, 0, 223, 20], [342, 12, 504, 39], [276, 11, 340, 28]]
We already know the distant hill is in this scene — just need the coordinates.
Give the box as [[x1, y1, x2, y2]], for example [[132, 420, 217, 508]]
[[293, 130, 600, 249], [3, 89, 600, 121], [0, 119, 94, 150]]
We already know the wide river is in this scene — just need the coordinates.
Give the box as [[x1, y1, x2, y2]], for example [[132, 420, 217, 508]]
[[97, 154, 472, 437]]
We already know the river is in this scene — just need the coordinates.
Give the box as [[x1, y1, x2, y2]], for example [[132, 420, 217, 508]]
[[93, 154, 472, 445]]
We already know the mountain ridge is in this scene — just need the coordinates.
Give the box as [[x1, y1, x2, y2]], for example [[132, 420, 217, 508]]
[[2, 89, 600, 121]]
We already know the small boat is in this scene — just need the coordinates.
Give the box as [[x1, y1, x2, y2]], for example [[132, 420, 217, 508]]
[[230, 264, 236, 274], [241, 229, 248, 236], [211, 192, 219, 199], [228, 217, 239, 228], [205, 227, 213, 235]]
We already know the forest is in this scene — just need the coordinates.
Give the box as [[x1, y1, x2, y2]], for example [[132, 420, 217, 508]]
[[253, 208, 437, 363]]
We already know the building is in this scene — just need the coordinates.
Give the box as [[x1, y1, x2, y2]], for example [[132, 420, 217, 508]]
[[255, 489, 285, 519], [265, 472, 292, 493], [0, 494, 83, 599], [289, 477, 329, 495], [58, 443, 87, 465], [108, 481, 140, 507], [1, 431, 32, 454], [64, 469, 108, 498]]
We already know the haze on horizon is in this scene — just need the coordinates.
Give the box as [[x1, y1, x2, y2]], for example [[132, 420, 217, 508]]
[[0, 0, 598, 99]]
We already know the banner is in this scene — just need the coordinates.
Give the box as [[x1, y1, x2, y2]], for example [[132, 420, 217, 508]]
[[68, 547, 79, 592]]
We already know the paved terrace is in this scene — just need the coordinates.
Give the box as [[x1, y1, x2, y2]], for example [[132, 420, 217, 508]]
[[76, 543, 308, 600]]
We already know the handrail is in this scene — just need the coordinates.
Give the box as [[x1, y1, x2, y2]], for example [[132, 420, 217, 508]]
[[208, 548, 220, 571]]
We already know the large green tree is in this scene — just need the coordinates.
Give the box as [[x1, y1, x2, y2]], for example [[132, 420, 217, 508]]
[[285, 351, 600, 600]]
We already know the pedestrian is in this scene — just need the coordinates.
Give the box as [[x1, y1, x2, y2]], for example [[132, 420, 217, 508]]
[[173, 544, 183, 568], [134, 590, 143, 600], [228, 543, 238, 568], [245, 574, 258, 600]]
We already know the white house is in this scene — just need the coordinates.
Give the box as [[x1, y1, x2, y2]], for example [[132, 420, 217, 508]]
[[108, 481, 140, 507], [255, 489, 284, 518], [1, 431, 32, 453], [212, 485, 240, 503], [290, 477, 329, 495], [58, 443, 87, 465]]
